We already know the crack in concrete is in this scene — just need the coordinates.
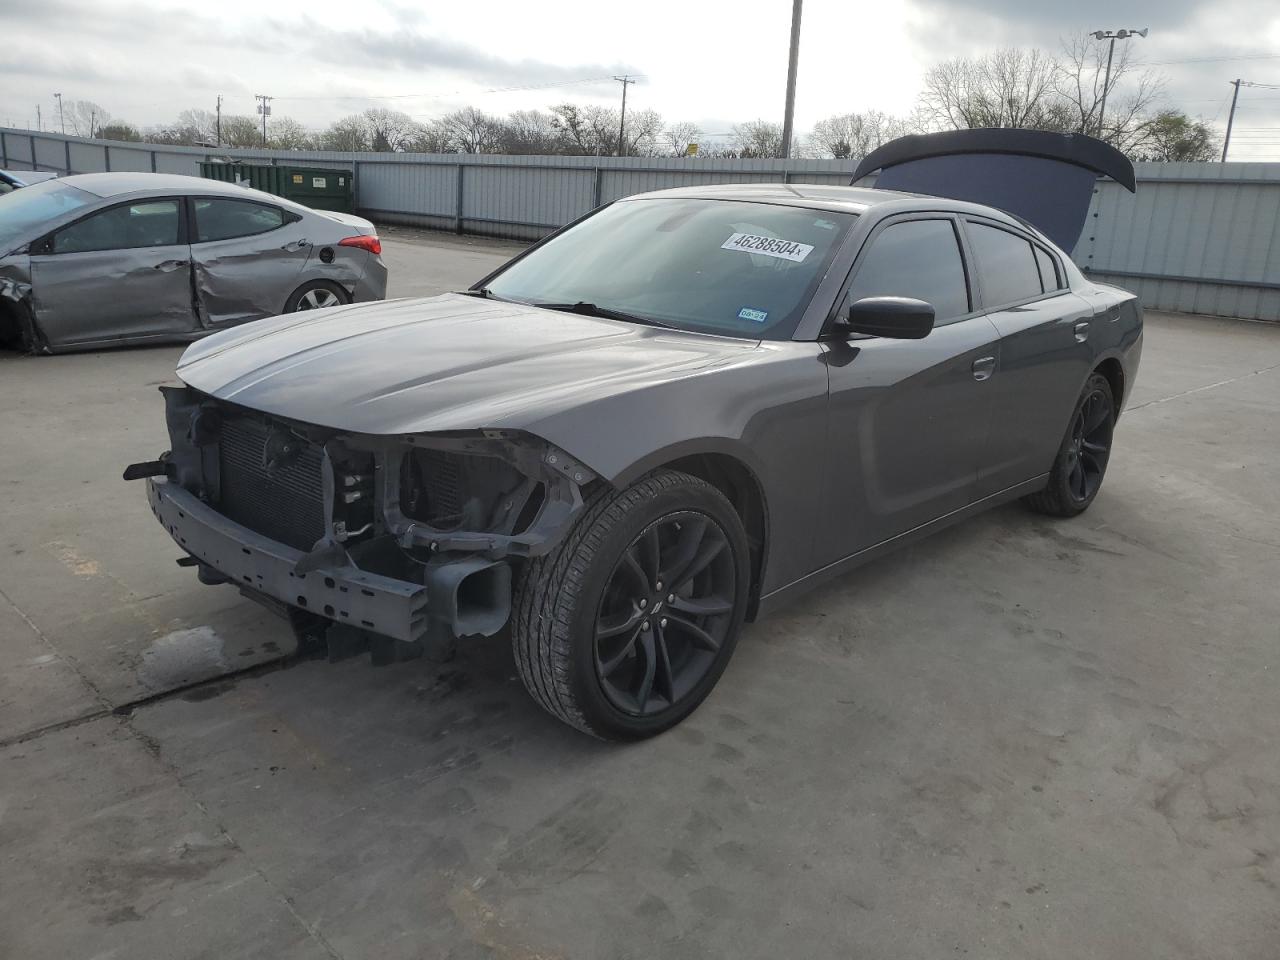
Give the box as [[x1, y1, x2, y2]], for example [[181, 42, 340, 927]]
[[0, 585, 339, 958], [1127, 359, 1280, 412]]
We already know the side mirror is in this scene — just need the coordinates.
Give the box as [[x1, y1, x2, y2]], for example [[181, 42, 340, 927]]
[[843, 296, 935, 340]]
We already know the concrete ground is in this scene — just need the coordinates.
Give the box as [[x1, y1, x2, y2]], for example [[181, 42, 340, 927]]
[[1, 228, 1277, 959]]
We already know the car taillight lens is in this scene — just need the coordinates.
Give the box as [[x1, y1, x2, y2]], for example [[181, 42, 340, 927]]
[[339, 235, 381, 255]]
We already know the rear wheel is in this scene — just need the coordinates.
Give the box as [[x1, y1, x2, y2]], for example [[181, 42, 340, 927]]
[[1024, 372, 1115, 517], [284, 280, 349, 313], [512, 469, 750, 740]]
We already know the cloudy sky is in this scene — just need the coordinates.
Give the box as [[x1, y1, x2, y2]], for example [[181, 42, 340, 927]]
[[2, 0, 1278, 158]]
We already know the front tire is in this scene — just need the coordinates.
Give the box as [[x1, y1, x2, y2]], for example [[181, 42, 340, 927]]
[[1024, 372, 1116, 517], [512, 469, 750, 740]]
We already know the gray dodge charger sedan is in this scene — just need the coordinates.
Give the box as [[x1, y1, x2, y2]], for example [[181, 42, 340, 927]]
[[0, 172, 386, 353], [128, 139, 1143, 740]]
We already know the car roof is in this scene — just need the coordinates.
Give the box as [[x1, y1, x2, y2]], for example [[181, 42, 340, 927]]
[[59, 171, 289, 202], [623, 182, 1026, 227]]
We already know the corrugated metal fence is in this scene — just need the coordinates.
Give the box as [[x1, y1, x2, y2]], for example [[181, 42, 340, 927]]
[[3, 128, 1278, 321]]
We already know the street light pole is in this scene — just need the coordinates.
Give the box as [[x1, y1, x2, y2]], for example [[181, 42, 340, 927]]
[[780, 0, 803, 159], [1089, 28, 1148, 140], [54, 92, 64, 135]]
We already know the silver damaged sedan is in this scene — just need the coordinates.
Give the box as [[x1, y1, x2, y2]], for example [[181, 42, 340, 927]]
[[0, 172, 387, 353]]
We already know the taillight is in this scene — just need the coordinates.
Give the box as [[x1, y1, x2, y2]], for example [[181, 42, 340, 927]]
[[339, 235, 381, 255]]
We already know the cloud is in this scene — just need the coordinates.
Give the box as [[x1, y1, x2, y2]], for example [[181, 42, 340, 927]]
[[306, 28, 640, 89]]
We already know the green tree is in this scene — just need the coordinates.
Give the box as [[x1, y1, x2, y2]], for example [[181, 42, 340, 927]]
[[1131, 110, 1218, 162]]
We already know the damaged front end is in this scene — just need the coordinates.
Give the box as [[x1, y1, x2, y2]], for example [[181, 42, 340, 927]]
[[126, 386, 595, 660]]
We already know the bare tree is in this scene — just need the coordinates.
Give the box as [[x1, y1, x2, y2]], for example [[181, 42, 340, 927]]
[[435, 107, 505, 153], [662, 121, 703, 157], [622, 108, 663, 156], [808, 110, 910, 159], [922, 48, 1062, 130], [62, 100, 109, 137], [1055, 33, 1164, 146], [268, 116, 311, 150], [174, 109, 218, 143], [500, 110, 559, 155], [731, 120, 786, 158], [363, 108, 420, 152], [404, 122, 454, 153], [220, 115, 260, 148], [317, 115, 371, 152], [549, 103, 621, 155]]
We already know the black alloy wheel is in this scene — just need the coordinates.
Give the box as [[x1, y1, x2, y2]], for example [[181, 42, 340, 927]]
[[512, 468, 750, 740], [1065, 386, 1113, 503], [593, 512, 736, 717], [1024, 371, 1116, 517]]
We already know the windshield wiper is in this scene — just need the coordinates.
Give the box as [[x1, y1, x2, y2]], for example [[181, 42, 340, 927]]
[[535, 301, 672, 329]]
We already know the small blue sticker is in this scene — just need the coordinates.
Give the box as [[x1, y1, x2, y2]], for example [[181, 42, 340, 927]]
[[738, 307, 768, 323]]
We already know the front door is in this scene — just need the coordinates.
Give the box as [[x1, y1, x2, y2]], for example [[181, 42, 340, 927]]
[[29, 197, 197, 346], [818, 215, 1001, 567]]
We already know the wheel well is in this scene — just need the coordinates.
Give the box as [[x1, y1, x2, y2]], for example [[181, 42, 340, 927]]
[[0, 297, 34, 352], [665, 453, 768, 621], [1095, 358, 1125, 414]]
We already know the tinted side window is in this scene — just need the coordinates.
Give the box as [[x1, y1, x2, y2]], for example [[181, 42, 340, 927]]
[[53, 200, 180, 253], [967, 222, 1042, 307], [846, 219, 970, 322], [1034, 245, 1062, 292], [194, 198, 285, 243]]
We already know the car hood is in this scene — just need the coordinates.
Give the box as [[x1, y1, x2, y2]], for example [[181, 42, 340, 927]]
[[176, 293, 763, 437]]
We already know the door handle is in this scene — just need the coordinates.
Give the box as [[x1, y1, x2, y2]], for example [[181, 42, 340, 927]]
[[972, 356, 996, 381], [153, 259, 189, 271], [281, 239, 310, 252], [1074, 321, 1090, 342]]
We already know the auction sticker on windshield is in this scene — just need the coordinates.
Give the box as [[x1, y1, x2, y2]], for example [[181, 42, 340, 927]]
[[721, 232, 814, 262]]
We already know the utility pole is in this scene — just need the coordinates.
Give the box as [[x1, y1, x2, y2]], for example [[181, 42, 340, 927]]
[[36, 104, 42, 132], [613, 75, 635, 157], [780, 0, 803, 159], [255, 94, 272, 147], [1089, 28, 1148, 140], [89, 110, 95, 139], [1221, 79, 1241, 162], [54, 92, 64, 134], [216, 95, 223, 147]]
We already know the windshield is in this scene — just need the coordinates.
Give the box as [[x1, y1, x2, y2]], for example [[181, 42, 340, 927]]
[[0, 179, 96, 253], [486, 198, 856, 340]]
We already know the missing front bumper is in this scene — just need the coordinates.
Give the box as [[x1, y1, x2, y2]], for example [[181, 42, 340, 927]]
[[148, 477, 440, 643]]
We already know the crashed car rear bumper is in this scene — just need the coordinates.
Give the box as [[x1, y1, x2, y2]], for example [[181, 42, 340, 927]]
[[147, 476, 429, 642]]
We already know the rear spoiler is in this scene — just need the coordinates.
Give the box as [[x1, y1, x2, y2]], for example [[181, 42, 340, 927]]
[[849, 129, 1136, 251]]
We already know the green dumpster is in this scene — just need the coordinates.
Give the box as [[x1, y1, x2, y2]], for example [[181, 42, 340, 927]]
[[199, 161, 355, 213]]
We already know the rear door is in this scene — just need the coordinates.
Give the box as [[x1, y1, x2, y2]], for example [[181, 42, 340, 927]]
[[188, 196, 312, 326], [962, 218, 1094, 496], [28, 197, 197, 346], [819, 214, 1002, 566]]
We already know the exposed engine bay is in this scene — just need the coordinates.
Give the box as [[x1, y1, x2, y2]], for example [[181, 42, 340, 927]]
[[127, 385, 595, 661]]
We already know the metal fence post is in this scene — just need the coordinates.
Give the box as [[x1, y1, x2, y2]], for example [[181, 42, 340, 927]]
[[455, 163, 465, 234], [593, 167, 603, 207], [0, 131, 7, 167], [29, 133, 36, 169], [64, 139, 72, 174], [150, 150, 158, 173], [103, 144, 111, 172], [352, 159, 361, 211]]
